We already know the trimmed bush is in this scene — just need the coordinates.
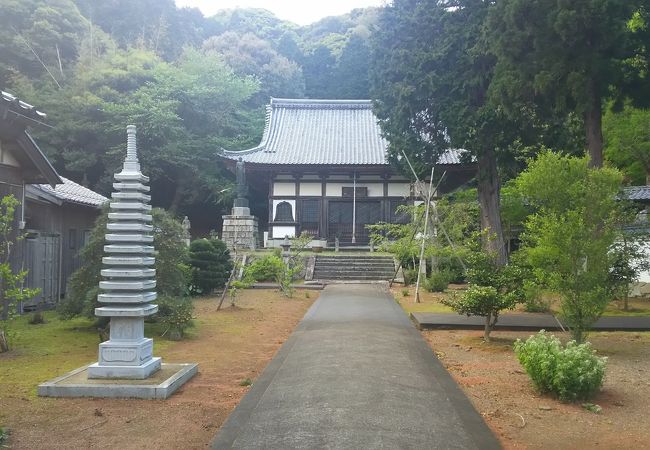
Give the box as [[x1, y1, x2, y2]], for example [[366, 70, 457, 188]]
[[424, 269, 452, 292], [156, 295, 194, 340], [244, 254, 284, 282], [514, 331, 607, 401], [189, 238, 232, 295]]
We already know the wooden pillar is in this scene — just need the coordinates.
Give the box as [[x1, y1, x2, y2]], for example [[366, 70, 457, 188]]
[[320, 172, 328, 240]]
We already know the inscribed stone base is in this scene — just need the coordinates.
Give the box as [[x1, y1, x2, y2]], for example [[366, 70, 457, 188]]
[[88, 356, 161, 379], [222, 214, 259, 251], [38, 363, 198, 399]]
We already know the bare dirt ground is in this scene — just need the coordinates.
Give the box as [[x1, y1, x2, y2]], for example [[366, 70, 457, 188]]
[[0, 290, 314, 449], [422, 329, 650, 449]]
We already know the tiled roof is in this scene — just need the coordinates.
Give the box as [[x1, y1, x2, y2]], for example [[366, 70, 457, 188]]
[[1, 90, 47, 122], [624, 185, 650, 201], [31, 177, 108, 208], [221, 98, 464, 166]]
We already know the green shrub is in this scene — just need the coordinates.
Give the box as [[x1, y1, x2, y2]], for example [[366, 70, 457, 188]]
[[156, 296, 194, 340], [403, 268, 417, 286], [401, 288, 410, 297], [28, 311, 45, 325], [514, 331, 607, 401], [425, 270, 452, 292], [522, 281, 550, 312], [0, 426, 9, 446], [245, 254, 285, 282], [437, 257, 466, 284], [189, 238, 232, 295]]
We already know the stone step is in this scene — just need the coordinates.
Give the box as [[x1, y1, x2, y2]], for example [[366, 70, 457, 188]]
[[314, 268, 395, 274], [315, 261, 394, 268], [313, 274, 393, 280], [314, 270, 395, 276]]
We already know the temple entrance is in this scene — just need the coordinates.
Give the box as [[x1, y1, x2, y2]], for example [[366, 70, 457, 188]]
[[327, 200, 381, 245]]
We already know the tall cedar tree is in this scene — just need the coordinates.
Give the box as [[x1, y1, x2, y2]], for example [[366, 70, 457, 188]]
[[371, 0, 515, 264], [487, 0, 650, 167]]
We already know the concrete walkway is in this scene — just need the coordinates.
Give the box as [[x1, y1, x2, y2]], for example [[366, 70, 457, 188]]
[[211, 284, 500, 449]]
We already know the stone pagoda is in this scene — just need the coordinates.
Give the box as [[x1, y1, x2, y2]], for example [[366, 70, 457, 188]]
[[88, 125, 160, 379]]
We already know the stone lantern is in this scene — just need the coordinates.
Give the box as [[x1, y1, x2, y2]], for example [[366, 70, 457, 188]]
[[88, 125, 160, 379]]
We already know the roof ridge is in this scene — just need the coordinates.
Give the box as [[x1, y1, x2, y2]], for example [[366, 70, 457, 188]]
[[270, 98, 372, 109]]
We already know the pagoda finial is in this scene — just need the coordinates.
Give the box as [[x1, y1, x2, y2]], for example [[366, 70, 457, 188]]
[[122, 124, 141, 174]]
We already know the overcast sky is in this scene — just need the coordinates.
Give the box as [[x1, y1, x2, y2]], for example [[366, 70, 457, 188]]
[[174, 0, 388, 25]]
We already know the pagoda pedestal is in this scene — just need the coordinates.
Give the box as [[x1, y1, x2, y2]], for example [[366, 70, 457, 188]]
[[222, 203, 258, 251]]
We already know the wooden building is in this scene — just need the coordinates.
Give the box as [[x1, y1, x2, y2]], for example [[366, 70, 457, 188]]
[[0, 91, 107, 309], [220, 98, 474, 246]]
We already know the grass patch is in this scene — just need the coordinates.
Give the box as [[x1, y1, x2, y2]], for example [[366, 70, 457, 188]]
[[0, 311, 182, 398]]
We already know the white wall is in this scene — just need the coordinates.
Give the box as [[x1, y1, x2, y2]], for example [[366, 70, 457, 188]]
[[325, 182, 384, 197], [273, 182, 296, 196], [300, 182, 322, 196], [272, 225, 296, 238], [387, 182, 411, 197]]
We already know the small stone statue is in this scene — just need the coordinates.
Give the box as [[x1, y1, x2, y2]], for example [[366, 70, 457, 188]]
[[182, 216, 191, 247]]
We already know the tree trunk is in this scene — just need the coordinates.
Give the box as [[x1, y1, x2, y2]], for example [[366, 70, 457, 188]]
[[0, 328, 8, 352], [484, 315, 492, 342], [477, 148, 507, 267], [585, 82, 603, 168], [169, 175, 186, 214]]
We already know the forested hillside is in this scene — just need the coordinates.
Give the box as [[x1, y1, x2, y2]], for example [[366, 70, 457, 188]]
[[1, 0, 647, 232], [0, 0, 375, 230]]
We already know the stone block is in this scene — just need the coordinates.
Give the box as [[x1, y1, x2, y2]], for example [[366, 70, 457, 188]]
[[38, 363, 198, 399]]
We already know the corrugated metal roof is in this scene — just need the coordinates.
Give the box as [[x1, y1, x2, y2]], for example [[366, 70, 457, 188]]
[[31, 177, 108, 208], [624, 186, 650, 201], [221, 98, 464, 166]]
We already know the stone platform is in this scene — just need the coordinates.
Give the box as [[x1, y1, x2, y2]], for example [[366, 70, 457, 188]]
[[222, 211, 258, 250], [38, 363, 198, 399]]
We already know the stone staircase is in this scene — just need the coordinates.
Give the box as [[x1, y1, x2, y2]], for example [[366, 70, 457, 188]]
[[312, 255, 396, 281]]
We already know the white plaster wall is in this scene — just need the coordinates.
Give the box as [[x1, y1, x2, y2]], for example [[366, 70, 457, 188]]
[[0, 142, 20, 167], [300, 182, 322, 196], [273, 182, 296, 196], [272, 199, 296, 221], [388, 182, 411, 197], [272, 225, 296, 238], [325, 182, 384, 197]]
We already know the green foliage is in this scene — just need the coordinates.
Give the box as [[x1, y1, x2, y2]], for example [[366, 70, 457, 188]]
[[608, 228, 650, 310], [61, 207, 189, 318], [401, 288, 410, 297], [487, 0, 649, 165], [521, 281, 550, 313], [402, 268, 417, 286], [189, 238, 233, 295], [516, 152, 624, 342], [514, 331, 607, 402], [156, 295, 194, 340], [239, 378, 252, 386], [244, 254, 285, 282], [424, 270, 452, 293], [203, 31, 305, 102], [441, 233, 525, 341], [0, 426, 9, 447], [603, 104, 650, 184], [0, 195, 40, 352], [28, 312, 45, 325]]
